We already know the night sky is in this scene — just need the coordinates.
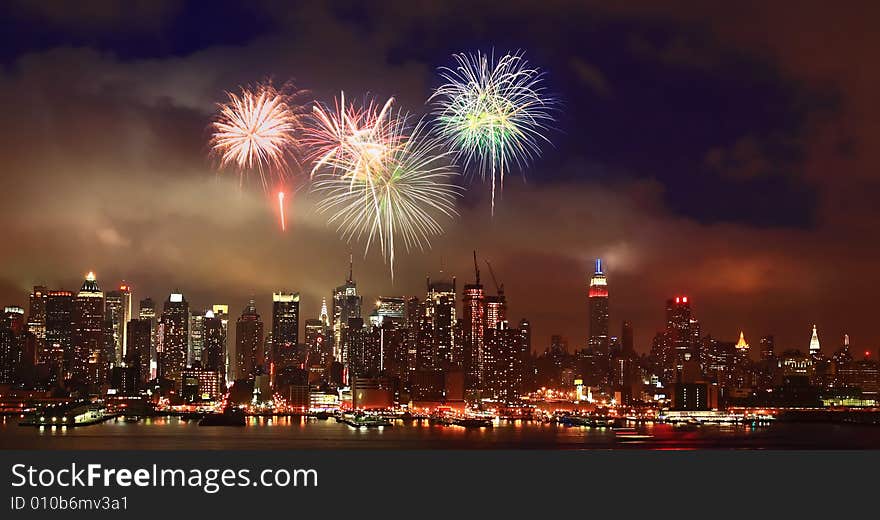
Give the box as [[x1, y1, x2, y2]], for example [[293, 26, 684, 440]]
[[1, 0, 878, 355]]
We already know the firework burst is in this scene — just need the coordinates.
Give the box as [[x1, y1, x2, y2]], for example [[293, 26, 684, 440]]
[[429, 50, 554, 215], [309, 96, 460, 278], [303, 92, 401, 183], [209, 82, 303, 190]]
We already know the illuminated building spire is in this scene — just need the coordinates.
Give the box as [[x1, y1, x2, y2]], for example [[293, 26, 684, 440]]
[[79, 271, 102, 295], [347, 252, 354, 283], [320, 298, 329, 328], [588, 258, 609, 352], [735, 331, 749, 350], [809, 324, 821, 355]]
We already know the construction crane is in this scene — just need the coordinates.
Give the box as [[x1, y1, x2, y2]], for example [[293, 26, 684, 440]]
[[484, 259, 504, 296], [473, 250, 481, 284]]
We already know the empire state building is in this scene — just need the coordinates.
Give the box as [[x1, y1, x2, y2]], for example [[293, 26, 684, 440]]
[[588, 259, 609, 352]]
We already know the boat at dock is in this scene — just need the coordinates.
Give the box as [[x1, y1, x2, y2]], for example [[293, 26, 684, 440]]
[[453, 417, 494, 428], [557, 415, 591, 426], [19, 402, 116, 428], [337, 413, 393, 428]]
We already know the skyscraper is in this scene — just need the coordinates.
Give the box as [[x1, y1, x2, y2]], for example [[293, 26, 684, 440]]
[[0, 307, 25, 384], [657, 295, 702, 383], [188, 310, 205, 364], [483, 320, 523, 403], [426, 275, 456, 368], [621, 320, 634, 355], [588, 258, 609, 352], [126, 318, 152, 385], [160, 292, 189, 383], [105, 290, 123, 365], [27, 286, 47, 362], [305, 318, 326, 366], [486, 292, 507, 330], [759, 335, 775, 361], [271, 292, 300, 371], [72, 272, 105, 385], [235, 299, 264, 380], [138, 298, 157, 380], [462, 255, 486, 388], [211, 304, 230, 384], [202, 309, 226, 385], [332, 257, 362, 364], [44, 290, 73, 382]]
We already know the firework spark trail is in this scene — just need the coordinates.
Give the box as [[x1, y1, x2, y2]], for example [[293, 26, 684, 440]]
[[278, 191, 286, 231], [308, 98, 460, 278], [209, 82, 302, 191], [429, 50, 554, 215]]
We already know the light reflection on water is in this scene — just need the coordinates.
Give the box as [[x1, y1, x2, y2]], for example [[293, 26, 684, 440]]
[[2, 416, 878, 450]]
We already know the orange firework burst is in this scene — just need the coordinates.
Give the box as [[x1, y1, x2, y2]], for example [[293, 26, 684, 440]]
[[210, 82, 303, 189]]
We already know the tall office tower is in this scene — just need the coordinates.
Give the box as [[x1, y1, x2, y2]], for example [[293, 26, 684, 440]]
[[809, 324, 821, 357], [588, 258, 609, 352], [759, 335, 775, 361], [118, 283, 131, 361], [0, 307, 25, 384], [404, 296, 420, 329], [202, 309, 226, 384], [666, 296, 692, 346], [379, 319, 407, 378], [104, 289, 124, 365], [346, 318, 378, 378], [486, 293, 507, 329], [462, 253, 486, 387], [332, 257, 362, 364], [125, 318, 152, 385], [621, 320, 634, 355], [72, 272, 105, 385], [27, 286, 47, 361], [211, 305, 230, 384], [138, 298, 157, 380], [160, 292, 189, 383], [426, 274, 456, 368], [104, 283, 132, 365], [271, 292, 300, 370], [305, 318, 326, 366], [188, 310, 205, 365], [235, 299, 264, 380], [44, 290, 73, 381], [658, 295, 700, 383], [483, 321, 523, 403], [518, 318, 532, 394]]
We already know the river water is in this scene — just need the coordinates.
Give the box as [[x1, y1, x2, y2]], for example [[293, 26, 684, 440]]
[[2, 416, 878, 449]]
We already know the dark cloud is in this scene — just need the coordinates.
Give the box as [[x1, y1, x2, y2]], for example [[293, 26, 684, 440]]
[[0, 0, 878, 355]]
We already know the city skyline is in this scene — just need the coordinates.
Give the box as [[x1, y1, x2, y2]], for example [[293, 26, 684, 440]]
[[3, 256, 864, 359], [2, 2, 880, 365]]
